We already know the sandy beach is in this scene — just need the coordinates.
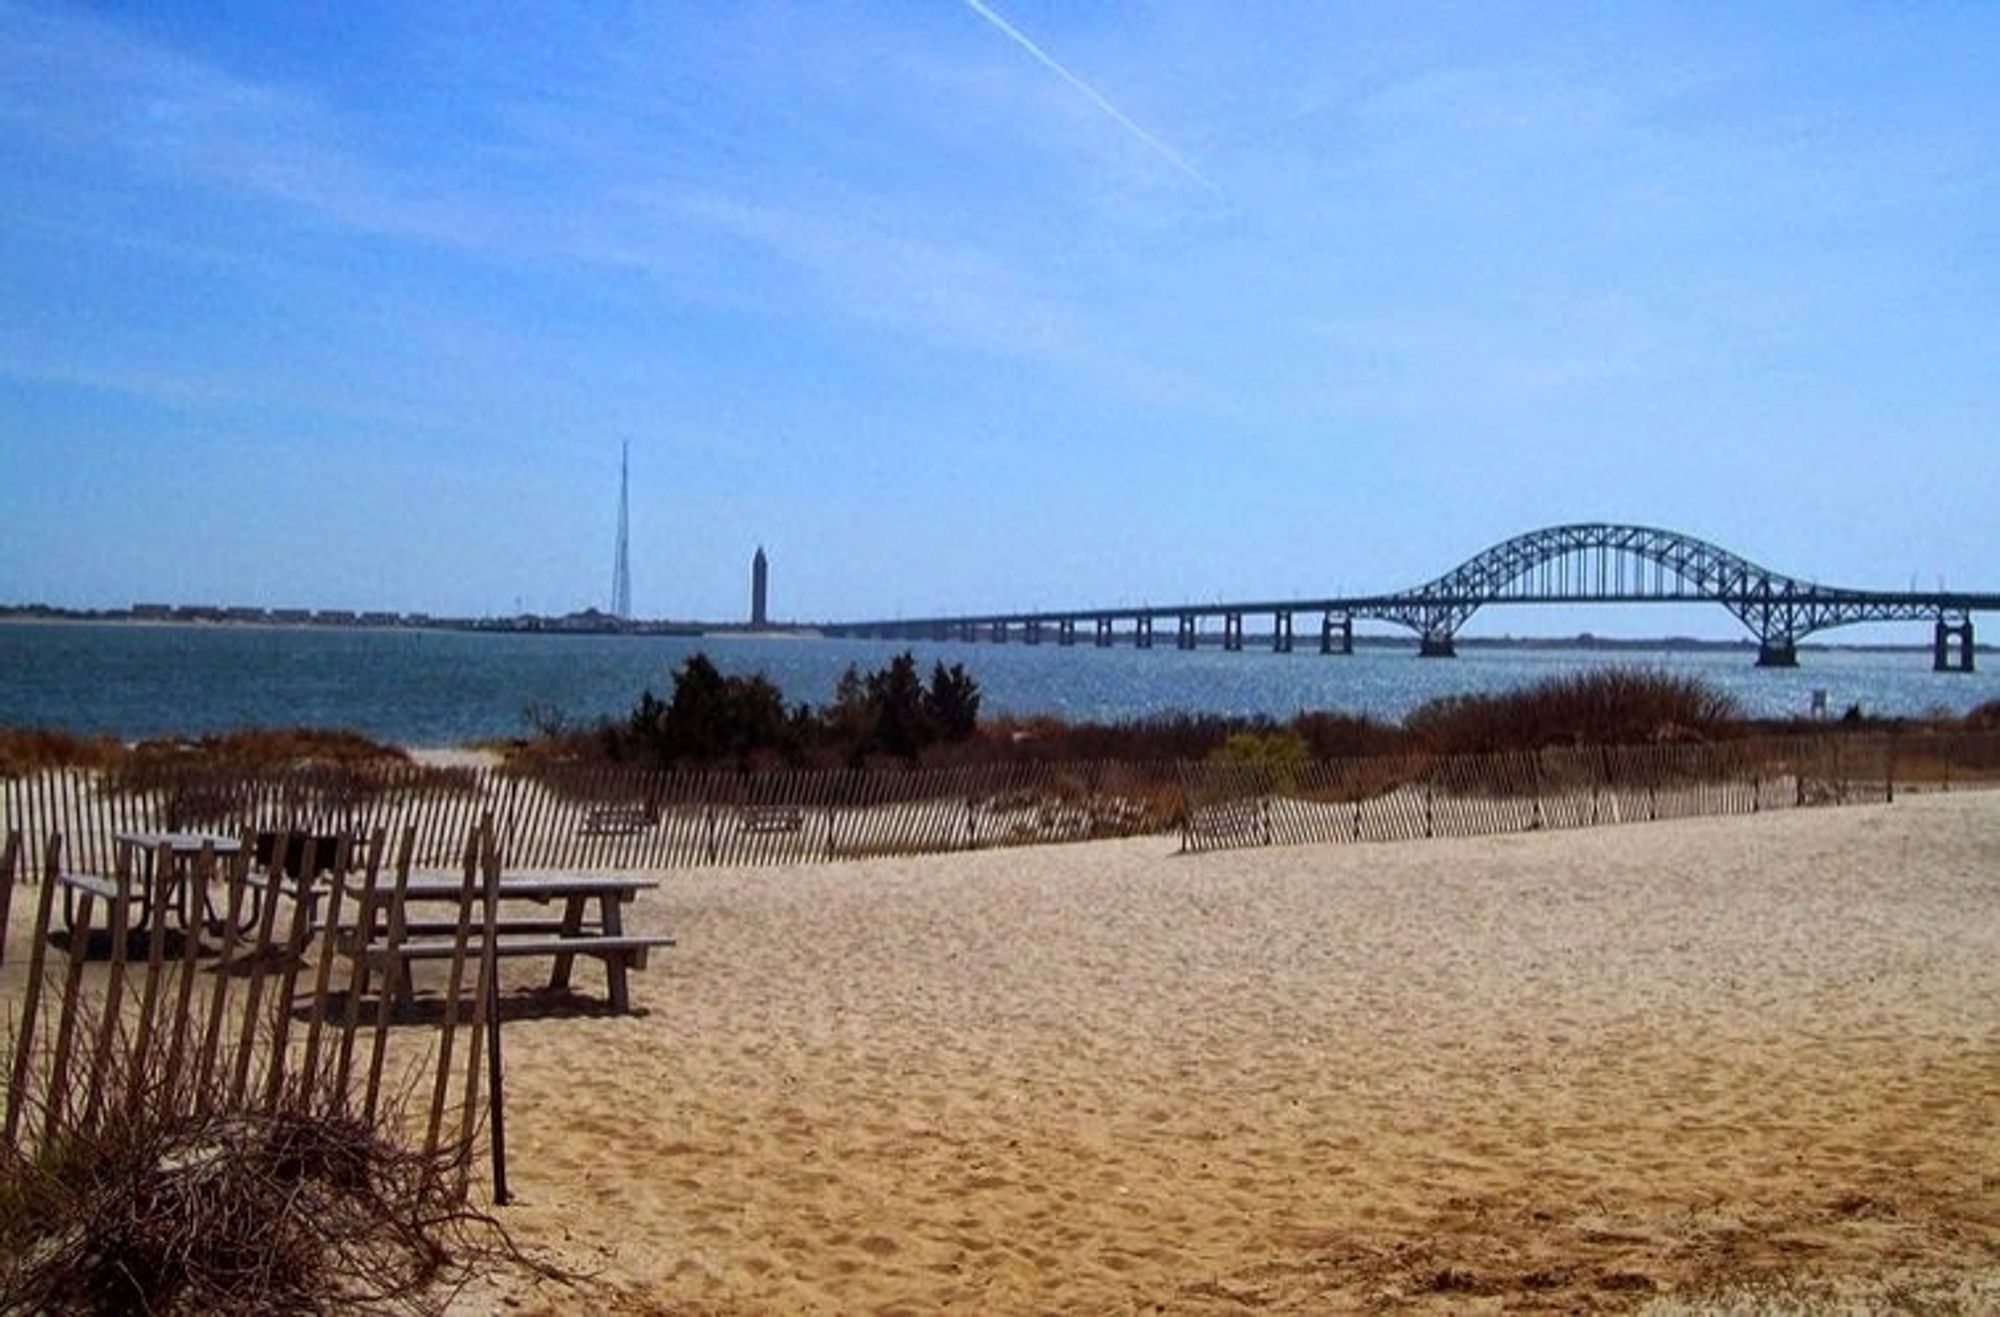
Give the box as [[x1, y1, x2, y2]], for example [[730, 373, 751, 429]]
[[5, 790, 1994, 1312], [409, 789, 1995, 1314]]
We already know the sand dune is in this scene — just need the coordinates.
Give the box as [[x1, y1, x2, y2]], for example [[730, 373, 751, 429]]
[[436, 790, 2000, 1312]]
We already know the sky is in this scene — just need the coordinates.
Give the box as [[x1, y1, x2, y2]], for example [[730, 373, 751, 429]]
[[1, 1, 1994, 638]]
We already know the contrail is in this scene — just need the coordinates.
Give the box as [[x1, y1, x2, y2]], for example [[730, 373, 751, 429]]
[[959, 0, 1217, 193]]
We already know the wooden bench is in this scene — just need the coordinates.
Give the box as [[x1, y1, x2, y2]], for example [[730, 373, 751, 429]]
[[740, 804, 804, 834], [56, 873, 119, 903], [578, 805, 657, 836], [361, 932, 674, 1013], [1190, 797, 1268, 846]]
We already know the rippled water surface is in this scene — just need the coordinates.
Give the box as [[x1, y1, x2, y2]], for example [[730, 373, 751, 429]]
[[3, 621, 1993, 744]]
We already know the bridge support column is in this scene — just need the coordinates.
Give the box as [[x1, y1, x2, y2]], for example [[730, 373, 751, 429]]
[[1224, 612, 1243, 652], [1756, 639, 1799, 668], [1418, 635, 1456, 658], [1273, 611, 1293, 653], [991, 621, 1007, 643], [1934, 618, 1975, 672], [1094, 617, 1113, 648], [1136, 616, 1153, 649], [1057, 619, 1075, 647], [1025, 620, 1042, 645], [1177, 614, 1197, 650], [1320, 613, 1353, 655]]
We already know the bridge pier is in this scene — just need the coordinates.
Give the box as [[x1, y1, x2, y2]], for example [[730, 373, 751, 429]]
[[1418, 635, 1456, 658], [1273, 611, 1293, 653], [1934, 618, 1975, 672], [1223, 612, 1244, 652], [1136, 616, 1153, 649], [1025, 620, 1042, 645], [990, 621, 1007, 643], [1095, 617, 1114, 648], [1058, 619, 1075, 647], [1177, 614, 1197, 650], [1756, 639, 1799, 668], [1320, 613, 1353, 655]]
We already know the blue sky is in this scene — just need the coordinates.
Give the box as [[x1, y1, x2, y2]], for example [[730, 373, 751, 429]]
[[1, 2, 1993, 637]]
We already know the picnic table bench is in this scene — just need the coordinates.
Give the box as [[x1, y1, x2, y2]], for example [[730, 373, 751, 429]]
[[357, 874, 669, 1012], [578, 805, 658, 836], [1188, 797, 1269, 846], [739, 804, 804, 834]]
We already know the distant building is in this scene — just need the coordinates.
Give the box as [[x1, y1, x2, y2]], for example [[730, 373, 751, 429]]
[[751, 547, 769, 628]]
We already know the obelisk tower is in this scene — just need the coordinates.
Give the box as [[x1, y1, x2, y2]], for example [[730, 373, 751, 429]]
[[751, 546, 769, 629]]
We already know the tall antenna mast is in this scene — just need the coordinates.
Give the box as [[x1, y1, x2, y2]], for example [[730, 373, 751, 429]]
[[611, 442, 632, 619]]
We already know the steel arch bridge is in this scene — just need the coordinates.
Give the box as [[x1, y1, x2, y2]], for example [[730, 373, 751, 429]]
[[825, 522, 1996, 670], [1358, 523, 1983, 664]]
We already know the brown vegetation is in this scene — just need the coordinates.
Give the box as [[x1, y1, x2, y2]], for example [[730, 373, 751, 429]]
[[8, 670, 1993, 785], [0, 727, 410, 780], [0, 1007, 533, 1316], [0, 730, 124, 778], [121, 728, 411, 777], [1402, 668, 1742, 755]]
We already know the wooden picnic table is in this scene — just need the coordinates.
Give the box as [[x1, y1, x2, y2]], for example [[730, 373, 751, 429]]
[[57, 831, 244, 933], [322, 872, 672, 1013]]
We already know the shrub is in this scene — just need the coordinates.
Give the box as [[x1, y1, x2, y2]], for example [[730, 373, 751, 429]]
[[120, 728, 410, 779], [1288, 710, 1403, 760], [860, 651, 929, 760], [1208, 728, 1313, 771], [0, 729, 123, 777], [0, 1032, 540, 1315], [924, 661, 982, 743], [1404, 668, 1741, 755], [620, 653, 804, 768]]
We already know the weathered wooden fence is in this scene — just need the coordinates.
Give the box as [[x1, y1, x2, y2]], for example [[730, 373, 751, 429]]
[[2, 733, 1995, 876], [1179, 733, 1936, 852], [0, 760, 1180, 880], [1, 824, 507, 1206]]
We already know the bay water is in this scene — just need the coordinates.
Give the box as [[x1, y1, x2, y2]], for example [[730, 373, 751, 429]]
[[2, 621, 1993, 746]]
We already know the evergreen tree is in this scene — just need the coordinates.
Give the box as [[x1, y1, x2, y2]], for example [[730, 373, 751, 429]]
[[863, 651, 930, 760], [923, 661, 981, 742]]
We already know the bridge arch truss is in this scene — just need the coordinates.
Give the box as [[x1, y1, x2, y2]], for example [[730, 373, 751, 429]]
[[1356, 523, 1964, 664]]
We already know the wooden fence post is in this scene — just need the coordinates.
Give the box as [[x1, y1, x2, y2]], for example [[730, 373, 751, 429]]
[[3, 834, 66, 1148], [0, 829, 18, 965]]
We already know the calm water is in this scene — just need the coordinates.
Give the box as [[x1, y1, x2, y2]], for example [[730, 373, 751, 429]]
[[2, 621, 1993, 744]]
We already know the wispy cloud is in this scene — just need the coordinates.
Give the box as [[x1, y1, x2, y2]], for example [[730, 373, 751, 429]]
[[0, 5, 495, 252], [958, 0, 1217, 194], [665, 190, 1086, 361]]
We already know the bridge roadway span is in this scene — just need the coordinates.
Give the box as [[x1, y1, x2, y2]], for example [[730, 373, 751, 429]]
[[824, 524, 1997, 671]]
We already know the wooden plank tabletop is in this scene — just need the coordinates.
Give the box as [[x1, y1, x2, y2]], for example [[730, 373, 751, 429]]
[[116, 830, 243, 854]]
